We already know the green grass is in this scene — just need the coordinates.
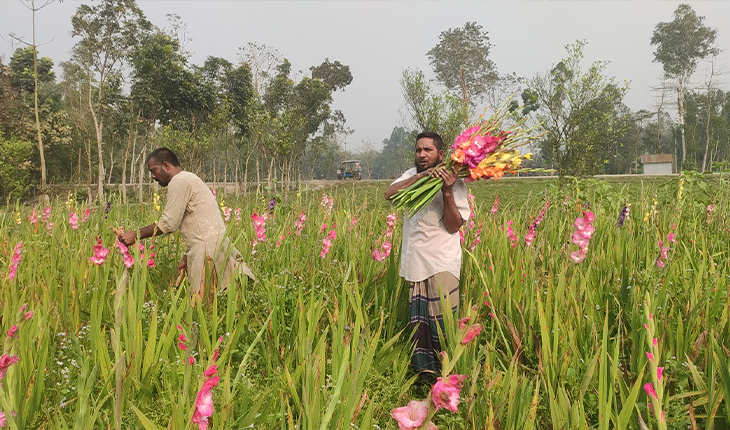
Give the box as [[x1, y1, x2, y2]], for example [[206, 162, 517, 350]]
[[1, 172, 729, 429]]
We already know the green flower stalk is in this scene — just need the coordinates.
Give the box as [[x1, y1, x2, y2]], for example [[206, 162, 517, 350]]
[[643, 292, 667, 430]]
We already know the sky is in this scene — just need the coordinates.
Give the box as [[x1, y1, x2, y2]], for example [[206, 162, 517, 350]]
[[1, 1, 729, 152]]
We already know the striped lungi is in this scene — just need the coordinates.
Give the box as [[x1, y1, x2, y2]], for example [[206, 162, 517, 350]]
[[408, 272, 459, 375]]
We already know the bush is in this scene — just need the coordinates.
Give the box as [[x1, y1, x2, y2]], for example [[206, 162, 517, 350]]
[[0, 135, 33, 200]]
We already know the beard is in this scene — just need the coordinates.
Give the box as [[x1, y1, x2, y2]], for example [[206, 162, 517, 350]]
[[415, 156, 441, 173]]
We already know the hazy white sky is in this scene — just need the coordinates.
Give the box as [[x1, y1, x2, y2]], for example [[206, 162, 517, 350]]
[[2, 1, 729, 151]]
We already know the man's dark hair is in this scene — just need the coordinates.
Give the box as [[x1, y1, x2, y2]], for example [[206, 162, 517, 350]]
[[416, 131, 443, 151], [146, 147, 180, 167]]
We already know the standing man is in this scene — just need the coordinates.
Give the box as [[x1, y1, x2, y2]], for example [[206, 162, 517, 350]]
[[118, 147, 254, 302], [384, 132, 470, 380]]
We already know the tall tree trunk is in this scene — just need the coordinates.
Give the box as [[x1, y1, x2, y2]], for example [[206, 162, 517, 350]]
[[108, 148, 114, 185], [87, 71, 105, 203], [256, 158, 260, 195], [678, 76, 687, 170], [28, 3, 49, 203], [138, 142, 146, 203]]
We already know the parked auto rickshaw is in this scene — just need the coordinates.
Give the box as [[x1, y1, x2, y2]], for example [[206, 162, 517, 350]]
[[336, 160, 361, 180]]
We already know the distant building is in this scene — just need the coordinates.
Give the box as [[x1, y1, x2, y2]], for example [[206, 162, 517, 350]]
[[640, 154, 674, 175]]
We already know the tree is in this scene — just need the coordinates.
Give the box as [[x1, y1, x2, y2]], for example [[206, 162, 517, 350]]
[[427, 21, 498, 106], [9, 47, 71, 184], [526, 40, 629, 177], [651, 3, 719, 170], [8, 0, 61, 195], [374, 126, 415, 179], [399, 68, 468, 146], [310, 59, 353, 92], [0, 135, 33, 200], [70, 0, 151, 202]]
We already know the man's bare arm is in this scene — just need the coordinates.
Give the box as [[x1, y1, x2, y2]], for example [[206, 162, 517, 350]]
[[384, 168, 433, 201], [118, 223, 163, 246], [435, 166, 464, 234]]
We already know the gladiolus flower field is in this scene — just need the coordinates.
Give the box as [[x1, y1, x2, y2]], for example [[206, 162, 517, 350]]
[[2, 173, 730, 430]]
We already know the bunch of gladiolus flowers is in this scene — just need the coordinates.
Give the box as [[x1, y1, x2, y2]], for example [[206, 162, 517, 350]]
[[391, 102, 544, 216]]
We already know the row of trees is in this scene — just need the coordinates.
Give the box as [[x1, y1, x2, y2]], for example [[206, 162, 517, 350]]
[[364, 4, 727, 179], [1, 0, 353, 201], [0, 2, 728, 200]]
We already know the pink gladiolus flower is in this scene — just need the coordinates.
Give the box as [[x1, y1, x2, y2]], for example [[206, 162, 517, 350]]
[[223, 207, 232, 222], [69, 212, 78, 229], [461, 324, 482, 344], [251, 212, 268, 243], [390, 400, 429, 430], [46, 222, 53, 235], [0, 354, 19, 383], [657, 367, 664, 381], [203, 365, 218, 378], [505, 221, 518, 247], [320, 230, 336, 259], [372, 249, 384, 262], [0, 411, 5, 427], [234, 208, 242, 221], [525, 227, 536, 247], [211, 189, 216, 196], [178, 341, 188, 351], [653, 338, 658, 348], [82, 208, 90, 223], [30, 209, 38, 224], [7, 326, 18, 339], [646, 352, 653, 362], [7, 243, 23, 280], [192, 375, 219, 430], [89, 237, 110, 265], [41, 206, 51, 222], [491, 196, 499, 215], [115, 241, 135, 268], [23, 311, 33, 320], [656, 258, 665, 268], [457, 317, 471, 330], [294, 211, 306, 235], [382, 240, 392, 255], [643, 382, 658, 400], [570, 249, 587, 264], [489, 312, 496, 318], [147, 253, 156, 268], [189, 356, 195, 365], [667, 233, 675, 243], [19, 304, 26, 313], [432, 374, 467, 412]]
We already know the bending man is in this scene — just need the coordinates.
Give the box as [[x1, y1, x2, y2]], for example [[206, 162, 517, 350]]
[[118, 147, 254, 301]]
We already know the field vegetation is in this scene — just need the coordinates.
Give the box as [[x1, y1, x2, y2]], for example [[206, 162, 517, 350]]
[[1, 173, 730, 430]]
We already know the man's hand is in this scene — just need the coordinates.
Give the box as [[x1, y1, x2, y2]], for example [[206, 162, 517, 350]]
[[177, 255, 188, 276], [432, 165, 458, 191], [118, 231, 137, 247]]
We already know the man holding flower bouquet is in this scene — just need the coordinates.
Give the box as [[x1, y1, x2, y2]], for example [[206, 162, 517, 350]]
[[384, 132, 471, 381]]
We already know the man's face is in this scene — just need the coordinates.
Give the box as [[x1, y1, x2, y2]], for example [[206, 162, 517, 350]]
[[148, 159, 173, 187], [414, 138, 443, 173]]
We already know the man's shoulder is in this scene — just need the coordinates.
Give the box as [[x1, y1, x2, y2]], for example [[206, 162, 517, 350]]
[[392, 167, 417, 183], [402, 167, 417, 176]]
